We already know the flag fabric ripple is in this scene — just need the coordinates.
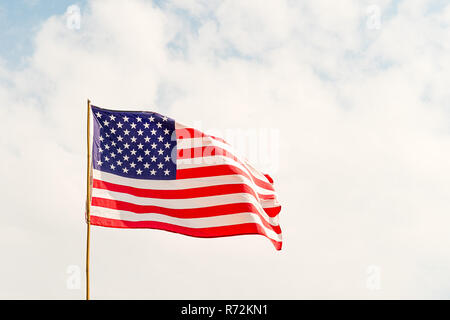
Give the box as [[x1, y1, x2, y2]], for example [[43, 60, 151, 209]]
[[89, 105, 282, 250]]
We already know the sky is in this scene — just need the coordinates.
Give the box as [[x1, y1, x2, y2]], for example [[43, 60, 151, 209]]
[[0, 0, 450, 299]]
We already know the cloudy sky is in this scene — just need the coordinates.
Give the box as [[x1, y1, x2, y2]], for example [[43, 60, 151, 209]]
[[1, 0, 449, 299]]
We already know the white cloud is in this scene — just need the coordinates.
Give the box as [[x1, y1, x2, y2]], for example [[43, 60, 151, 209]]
[[0, 0, 449, 299]]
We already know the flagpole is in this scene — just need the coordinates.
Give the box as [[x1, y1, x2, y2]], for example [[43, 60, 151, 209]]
[[86, 99, 92, 300]]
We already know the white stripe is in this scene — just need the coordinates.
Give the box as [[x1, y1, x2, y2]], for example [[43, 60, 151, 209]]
[[242, 160, 272, 185], [93, 168, 275, 196], [91, 188, 280, 226], [90, 206, 282, 242], [260, 198, 281, 208], [175, 122, 189, 129]]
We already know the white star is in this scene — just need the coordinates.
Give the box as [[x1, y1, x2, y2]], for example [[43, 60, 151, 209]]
[[117, 122, 123, 128], [130, 123, 137, 129], [104, 156, 110, 162], [124, 129, 130, 135], [111, 141, 116, 147], [110, 128, 116, 134], [123, 116, 129, 122], [136, 116, 142, 122], [104, 144, 110, 150], [130, 149, 137, 155], [110, 152, 116, 158], [157, 163, 164, 169], [164, 169, 170, 175], [110, 164, 115, 170], [97, 160, 103, 166], [137, 129, 144, 136], [151, 143, 157, 149], [149, 116, 155, 122], [137, 143, 144, 149], [156, 122, 162, 128], [122, 167, 129, 173], [143, 123, 150, 129], [150, 129, 157, 135], [151, 156, 157, 162], [136, 169, 143, 175], [164, 142, 171, 149], [158, 149, 164, 155], [96, 112, 102, 118], [144, 149, 150, 155], [123, 155, 129, 161], [103, 120, 109, 126], [157, 136, 164, 142], [144, 162, 150, 169], [131, 136, 137, 143], [117, 136, 123, 142], [117, 148, 123, 154], [130, 162, 136, 168], [137, 156, 143, 162], [124, 143, 130, 149], [144, 136, 151, 142], [164, 155, 170, 162], [98, 147, 103, 153], [150, 169, 156, 175], [116, 160, 123, 166], [163, 128, 170, 135], [162, 116, 168, 121], [109, 115, 116, 121], [99, 136, 104, 142]]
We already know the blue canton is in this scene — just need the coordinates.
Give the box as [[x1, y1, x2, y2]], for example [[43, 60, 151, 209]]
[[91, 105, 177, 180]]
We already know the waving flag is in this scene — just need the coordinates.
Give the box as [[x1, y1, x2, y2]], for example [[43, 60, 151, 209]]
[[89, 105, 282, 250]]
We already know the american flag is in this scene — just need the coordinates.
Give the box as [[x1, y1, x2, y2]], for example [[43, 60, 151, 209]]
[[89, 105, 282, 250]]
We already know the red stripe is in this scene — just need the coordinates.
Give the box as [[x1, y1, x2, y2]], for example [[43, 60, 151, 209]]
[[264, 174, 274, 184], [93, 179, 275, 200], [176, 127, 228, 145], [90, 215, 282, 250], [91, 197, 281, 233], [176, 164, 274, 191], [263, 206, 281, 218]]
